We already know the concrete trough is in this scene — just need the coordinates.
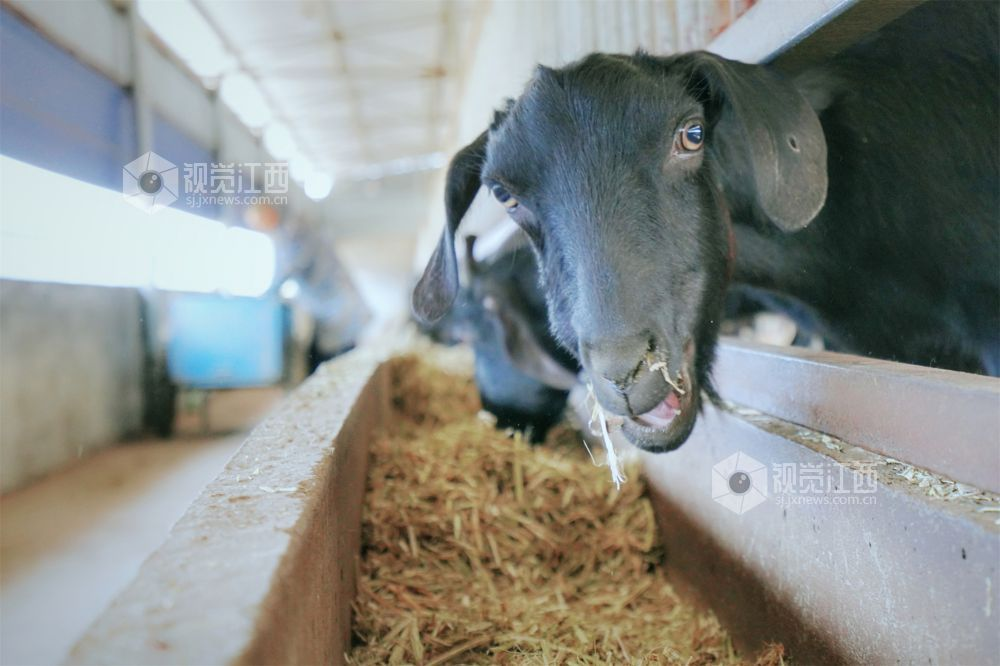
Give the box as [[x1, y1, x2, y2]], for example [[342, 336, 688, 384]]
[[68, 350, 388, 665], [67, 340, 998, 664]]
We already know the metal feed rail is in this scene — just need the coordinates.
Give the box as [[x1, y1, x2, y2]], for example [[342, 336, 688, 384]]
[[573, 338, 1000, 664]]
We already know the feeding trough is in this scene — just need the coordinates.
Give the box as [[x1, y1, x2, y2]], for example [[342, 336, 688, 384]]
[[67, 340, 999, 664]]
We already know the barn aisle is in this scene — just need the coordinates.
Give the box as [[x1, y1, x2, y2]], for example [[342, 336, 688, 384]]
[[1, 435, 243, 665]]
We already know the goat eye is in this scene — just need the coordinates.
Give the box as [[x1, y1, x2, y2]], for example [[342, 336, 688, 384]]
[[678, 121, 704, 151], [490, 184, 519, 211]]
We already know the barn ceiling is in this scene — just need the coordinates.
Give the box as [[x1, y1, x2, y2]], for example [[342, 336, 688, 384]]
[[192, 0, 485, 178]]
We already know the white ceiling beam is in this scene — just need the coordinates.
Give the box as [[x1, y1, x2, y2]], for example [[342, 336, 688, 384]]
[[428, 0, 453, 149], [250, 65, 446, 81], [327, 11, 445, 41], [188, 0, 323, 163], [317, 1, 372, 162], [341, 29, 444, 66], [440, 0, 491, 151]]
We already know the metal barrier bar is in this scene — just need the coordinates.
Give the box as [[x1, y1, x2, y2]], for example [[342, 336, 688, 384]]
[[638, 403, 999, 664], [714, 339, 1000, 493]]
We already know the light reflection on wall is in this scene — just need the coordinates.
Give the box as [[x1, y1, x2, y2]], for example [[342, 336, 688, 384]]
[[0, 156, 275, 297]]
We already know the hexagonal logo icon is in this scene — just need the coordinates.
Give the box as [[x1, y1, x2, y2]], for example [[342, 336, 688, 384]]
[[123, 151, 178, 213], [712, 451, 768, 515]]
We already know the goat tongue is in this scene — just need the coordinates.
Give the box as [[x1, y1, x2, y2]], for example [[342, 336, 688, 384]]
[[636, 394, 678, 429]]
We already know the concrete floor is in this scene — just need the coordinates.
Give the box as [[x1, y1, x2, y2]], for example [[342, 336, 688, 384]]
[[0, 435, 244, 666]]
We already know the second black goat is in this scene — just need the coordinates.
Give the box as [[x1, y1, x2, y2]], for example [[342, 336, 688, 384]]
[[424, 235, 579, 442]]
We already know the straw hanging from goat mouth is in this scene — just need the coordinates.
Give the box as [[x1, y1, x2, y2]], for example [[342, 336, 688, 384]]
[[581, 353, 690, 487], [585, 382, 627, 489]]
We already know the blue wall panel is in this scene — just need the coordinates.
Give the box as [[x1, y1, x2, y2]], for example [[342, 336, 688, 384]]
[[166, 294, 284, 388], [152, 113, 220, 218], [0, 6, 136, 189], [152, 113, 213, 167]]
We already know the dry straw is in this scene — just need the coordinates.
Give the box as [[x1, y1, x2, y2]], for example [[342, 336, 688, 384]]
[[585, 382, 627, 489], [348, 355, 785, 665]]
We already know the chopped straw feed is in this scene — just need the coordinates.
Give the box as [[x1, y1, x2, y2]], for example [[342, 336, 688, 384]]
[[348, 355, 785, 665]]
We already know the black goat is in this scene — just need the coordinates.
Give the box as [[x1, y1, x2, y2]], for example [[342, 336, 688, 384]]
[[414, 1, 999, 453], [421, 235, 579, 441]]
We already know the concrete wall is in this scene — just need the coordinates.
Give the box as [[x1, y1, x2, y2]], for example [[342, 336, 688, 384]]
[[0, 280, 143, 493]]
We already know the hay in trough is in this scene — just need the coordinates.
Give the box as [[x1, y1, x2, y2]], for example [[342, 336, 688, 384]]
[[348, 355, 784, 665]]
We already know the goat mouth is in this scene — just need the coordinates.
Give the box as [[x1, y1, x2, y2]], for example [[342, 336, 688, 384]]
[[634, 387, 686, 428], [621, 371, 699, 452], [620, 341, 699, 452]]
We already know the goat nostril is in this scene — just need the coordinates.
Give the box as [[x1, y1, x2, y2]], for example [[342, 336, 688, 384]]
[[611, 378, 631, 394], [788, 135, 800, 152], [583, 333, 656, 389]]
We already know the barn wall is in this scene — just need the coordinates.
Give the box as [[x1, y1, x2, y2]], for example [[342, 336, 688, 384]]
[[0, 5, 148, 492], [0, 280, 144, 493], [454, 0, 752, 149], [3, 0, 131, 85], [0, 1, 340, 492]]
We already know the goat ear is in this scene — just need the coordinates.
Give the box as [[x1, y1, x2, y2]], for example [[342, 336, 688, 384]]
[[680, 52, 827, 231], [412, 132, 488, 324]]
